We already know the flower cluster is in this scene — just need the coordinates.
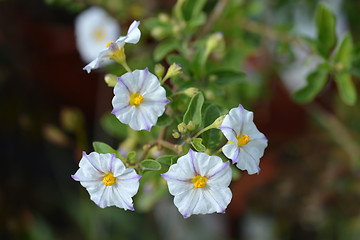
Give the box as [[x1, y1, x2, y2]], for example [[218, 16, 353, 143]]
[[72, 11, 268, 218]]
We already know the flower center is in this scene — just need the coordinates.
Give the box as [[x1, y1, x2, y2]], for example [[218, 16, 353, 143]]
[[106, 40, 116, 48], [93, 28, 105, 42], [103, 172, 117, 186], [192, 175, 207, 189], [237, 134, 249, 147], [129, 93, 144, 106]]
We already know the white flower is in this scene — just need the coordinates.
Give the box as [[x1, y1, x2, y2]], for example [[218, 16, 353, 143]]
[[83, 20, 141, 73], [219, 104, 268, 175], [161, 149, 232, 218], [72, 152, 141, 210], [75, 6, 120, 63], [112, 68, 169, 131]]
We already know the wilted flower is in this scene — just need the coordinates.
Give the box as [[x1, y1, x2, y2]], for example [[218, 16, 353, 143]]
[[162, 149, 232, 218], [112, 68, 169, 131], [72, 152, 141, 210], [75, 7, 120, 63], [83, 20, 141, 73], [219, 104, 268, 175]]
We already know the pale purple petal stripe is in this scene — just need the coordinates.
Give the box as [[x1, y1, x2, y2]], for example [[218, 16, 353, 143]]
[[109, 153, 115, 173], [114, 185, 134, 210], [161, 173, 191, 183], [138, 67, 149, 93], [242, 148, 260, 173], [140, 110, 151, 131], [96, 187, 107, 207], [127, 21, 140, 36], [112, 103, 130, 115], [207, 161, 230, 179], [83, 152, 104, 174], [218, 126, 237, 138], [232, 147, 240, 164], [117, 76, 131, 94], [188, 149, 198, 175], [238, 104, 245, 134]]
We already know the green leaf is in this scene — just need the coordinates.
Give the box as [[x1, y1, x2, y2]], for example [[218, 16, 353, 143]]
[[93, 141, 122, 160], [191, 138, 206, 152], [334, 33, 353, 69], [315, 3, 337, 57], [335, 73, 357, 106], [154, 39, 180, 61], [156, 155, 178, 171], [293, 64, 329, 103], [182, 0, 206, 21], [210, 69, 246, 85], [126, 151, 136, 161], [183, 92, 204, 126], [202, 104, 222, 149], [100, 113, 128, 139], [140, 159, 162, 172]]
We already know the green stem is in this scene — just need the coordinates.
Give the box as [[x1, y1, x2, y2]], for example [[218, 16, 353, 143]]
[[121, 62, 132, 72]]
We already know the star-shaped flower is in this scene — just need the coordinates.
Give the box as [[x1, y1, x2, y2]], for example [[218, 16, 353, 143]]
[[161, 149, 232, 218], [72, 152, 141, 210], [75, 6, 120, 63], [219, 104, 268, 175], [83, 20, 141, 73], [112, 68, 169, 131]]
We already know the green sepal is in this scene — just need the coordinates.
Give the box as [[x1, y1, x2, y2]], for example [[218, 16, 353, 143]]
[[183, 92, 204, 127], [315, 3, 337, 58], [293, 64, 329, 103], [191, 138, 206, 152], [334, 73, 357, 106], [92, 141, 122, 160]]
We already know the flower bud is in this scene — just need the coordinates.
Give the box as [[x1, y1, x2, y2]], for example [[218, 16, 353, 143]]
[[158, 13, 170, 23], [206, 32, 224, 53], [155, 64, 165, 80], [187, 121, 196, 131], [151, 27, 167, 40], [183, 88, 199, 97], [177, 122, 187, 133], [212, 115, 226, 128], [104, 74, 118, 87], [164, 63, 182, 80], [172, 131, 180, 139]]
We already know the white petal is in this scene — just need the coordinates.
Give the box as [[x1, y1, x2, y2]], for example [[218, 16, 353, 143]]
[[173, 188, 199, 218], [236, 148, 261, 175], [75, 6, 120, 62], [218, 124, 237, 142], [202, 187, 232, 214], [207, 161, 232, 188], [124, 20, 141, 44], [222, 143, 240, 164], [83, 49, 110, 73]]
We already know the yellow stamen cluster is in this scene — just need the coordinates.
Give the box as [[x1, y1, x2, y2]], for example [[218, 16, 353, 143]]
[[129, 93, 144, 106], [106, 40, 116, 48], [237, 134, 249, 147], [192, 175, 207, 189], [103, 172, 117, 186]]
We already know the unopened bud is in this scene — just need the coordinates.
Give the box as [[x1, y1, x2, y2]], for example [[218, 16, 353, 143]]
[[206, 32, 224, 53], [164, 63, 182, 80], [212, 115, 226, 128], [155, 64, 165, 80], [60, 107, 84, 132], [151, 27, 167, 40], [158, 13, 170, 23], [177, 122, 187, 133], [183, 88, 199, 97], [172, 131, 180, 139], [187, 121, 196, 131], [105, 74, 118, 87]]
